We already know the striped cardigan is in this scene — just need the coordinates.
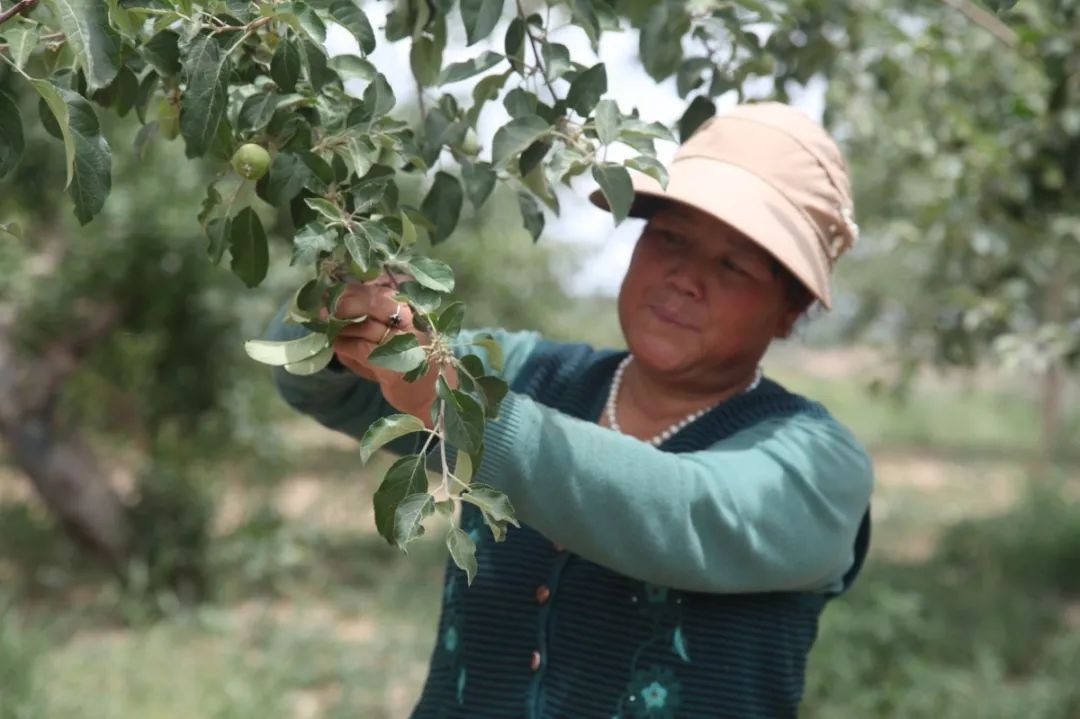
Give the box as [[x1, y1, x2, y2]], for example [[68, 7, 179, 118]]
[[408, 340, 871, 718]]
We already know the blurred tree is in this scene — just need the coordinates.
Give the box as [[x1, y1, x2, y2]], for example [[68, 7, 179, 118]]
[[824, 0, 1080, 457], [0, 99, 270, 594]]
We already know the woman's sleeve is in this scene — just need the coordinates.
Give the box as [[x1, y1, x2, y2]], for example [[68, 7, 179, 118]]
[[473, 393, 874, 594], [267, 304, 542, 451]]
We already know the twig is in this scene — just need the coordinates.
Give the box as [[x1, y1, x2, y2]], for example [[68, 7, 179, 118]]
[[516, 0, 558, 103], [0, 0, 39, 28], [938, 0, 1018, 47], [437, 402, 450, 496]]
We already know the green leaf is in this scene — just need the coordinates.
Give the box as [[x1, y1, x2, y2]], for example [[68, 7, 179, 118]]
[[517, 191, 544, 241], [460, 0, 504, 45], [363, 73, 395, 118], [400, 211, 417, 247], [394, 492, 434, 549], [679, 95, 716, 143], [205, 216, 231, 264], [108, 66, 138, 117], [476, 375, 507, 418], [373, 454, 429, 543], [492, 115, 550, 167], [472, 333, 504, 372], [292, 221, 337, 265], [30, 80, 74, 187], [3, 25, 39, 69], [410, 20, 445, 87], [640, 3, 689, 81], [421, 171, 463, 244], [0, 90, 24, 179], [467, 70, 511, 126], [626, 155, 669, 189], [620, 117, 677, 144], [369, 333, 427, 373], [462, 160, 496, 209], [58, 89, 112, 225], [180, 34, 231, 158], [541, 42, 572, 80], [434, 302, 466, 336], [263, 152, 314, 206], [244, 332, 329, 366], [328, 54, 375, 83], [305, 197, 343, 223], [461, 483, 518, 526], [270, 37, 303, 92], [571, 0, 600, 50], [328, 0, 376, 55], [44, 0, 121, 91], [504, 18, 525, 73], [229, 207, 269, 288], [566, 63, 607, 116], [594, 98, 619, 145], [446, 527, 477, 585], [439, 52, 505, 85], [284, 344, 336, 375], [397, 281, 442, 314], [142, 30, 181, 77], [237, 91, 283, 133], [408, 256, 455, 293], [438, 378, 484, 454], [593, 163, 634, 225], [360, 413, 427, 464], [454, 449, 474, 485]]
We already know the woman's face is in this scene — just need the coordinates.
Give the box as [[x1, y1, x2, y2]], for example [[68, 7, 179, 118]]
[[618, 203, 802, 386]]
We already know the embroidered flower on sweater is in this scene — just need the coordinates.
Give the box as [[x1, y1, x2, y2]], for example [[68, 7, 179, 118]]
[[623, 667, 682, 718]]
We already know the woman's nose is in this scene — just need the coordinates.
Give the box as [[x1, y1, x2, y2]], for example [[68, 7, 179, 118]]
[[666, 259, 705, 299]]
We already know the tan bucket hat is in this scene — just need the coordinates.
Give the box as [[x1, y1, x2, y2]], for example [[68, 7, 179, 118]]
[[589, 102, 858, 308]]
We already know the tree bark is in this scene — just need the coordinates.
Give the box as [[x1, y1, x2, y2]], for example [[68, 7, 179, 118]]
[[0, 305, 130, 574]]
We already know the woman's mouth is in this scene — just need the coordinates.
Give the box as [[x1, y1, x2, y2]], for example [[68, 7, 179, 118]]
[[648, 304, 698, 330]]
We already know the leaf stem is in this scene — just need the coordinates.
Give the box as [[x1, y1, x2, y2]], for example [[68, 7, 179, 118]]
[[437, 401, 450, 497], [0, 0, 39, 28]]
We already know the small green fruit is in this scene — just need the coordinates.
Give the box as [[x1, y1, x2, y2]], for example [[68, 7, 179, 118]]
[[231, 143, 271, 181], [156, 98, 180, 140], [461, 128, 480, 155]]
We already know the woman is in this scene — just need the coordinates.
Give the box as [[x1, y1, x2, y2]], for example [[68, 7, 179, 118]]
[[267, 102, 873, 718]]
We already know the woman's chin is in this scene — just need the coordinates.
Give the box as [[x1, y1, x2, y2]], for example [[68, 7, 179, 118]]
[[626, 335, 693, 374]]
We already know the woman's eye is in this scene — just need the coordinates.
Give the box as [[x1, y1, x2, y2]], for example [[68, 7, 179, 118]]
[[722, 259, 746, 275]]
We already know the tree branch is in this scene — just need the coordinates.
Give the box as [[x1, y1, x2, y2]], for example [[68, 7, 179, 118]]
[[0, 0, 40, 28], [938, 0, 1018, 47], [516, 0, 558, 103]]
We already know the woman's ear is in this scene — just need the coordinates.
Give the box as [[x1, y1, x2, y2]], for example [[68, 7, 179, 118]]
[[774, 305, 805, 339]]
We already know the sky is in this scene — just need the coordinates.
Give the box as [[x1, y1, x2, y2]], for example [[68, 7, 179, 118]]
[[324, 4, 825, 297]]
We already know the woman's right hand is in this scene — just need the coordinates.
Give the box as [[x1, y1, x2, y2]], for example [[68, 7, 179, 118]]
[[330, 279, 447, 426]]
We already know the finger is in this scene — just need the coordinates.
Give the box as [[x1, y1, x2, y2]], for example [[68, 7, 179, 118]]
[[335, 319, 394, 344], [335, 286, 413, 328]]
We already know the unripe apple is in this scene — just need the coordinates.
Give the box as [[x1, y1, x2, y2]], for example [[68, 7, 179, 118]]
[[231, 143, 271, 181]]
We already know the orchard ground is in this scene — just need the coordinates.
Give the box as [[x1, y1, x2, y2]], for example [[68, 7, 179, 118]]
[[2, 346, 1079, 719]]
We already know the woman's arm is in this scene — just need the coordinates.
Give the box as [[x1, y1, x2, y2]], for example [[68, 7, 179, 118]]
[[267, 301, 541, 451], [475, 393, 873, 595]]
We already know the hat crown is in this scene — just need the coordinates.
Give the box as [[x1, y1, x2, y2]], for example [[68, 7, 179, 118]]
[[678, 102, 857, 263]]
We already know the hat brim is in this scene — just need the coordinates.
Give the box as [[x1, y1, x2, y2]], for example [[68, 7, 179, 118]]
[[589, 159, 832, 308]]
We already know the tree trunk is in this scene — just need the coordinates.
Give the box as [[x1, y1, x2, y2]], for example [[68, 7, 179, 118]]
[[0, 307, 130, 574], [1040, 268, 1068, 464]]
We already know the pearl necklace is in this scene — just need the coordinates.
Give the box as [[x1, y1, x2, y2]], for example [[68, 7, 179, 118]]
[[604, 356, 763, 447]]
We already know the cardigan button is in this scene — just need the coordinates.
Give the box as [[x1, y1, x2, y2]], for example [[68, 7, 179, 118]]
[[552, 542, 565, 553], [529, 650, 542, 671], [535, 585, 551, 605]]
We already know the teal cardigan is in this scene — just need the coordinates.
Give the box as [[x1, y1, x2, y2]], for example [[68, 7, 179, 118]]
[[268, 314, 874, 718]]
